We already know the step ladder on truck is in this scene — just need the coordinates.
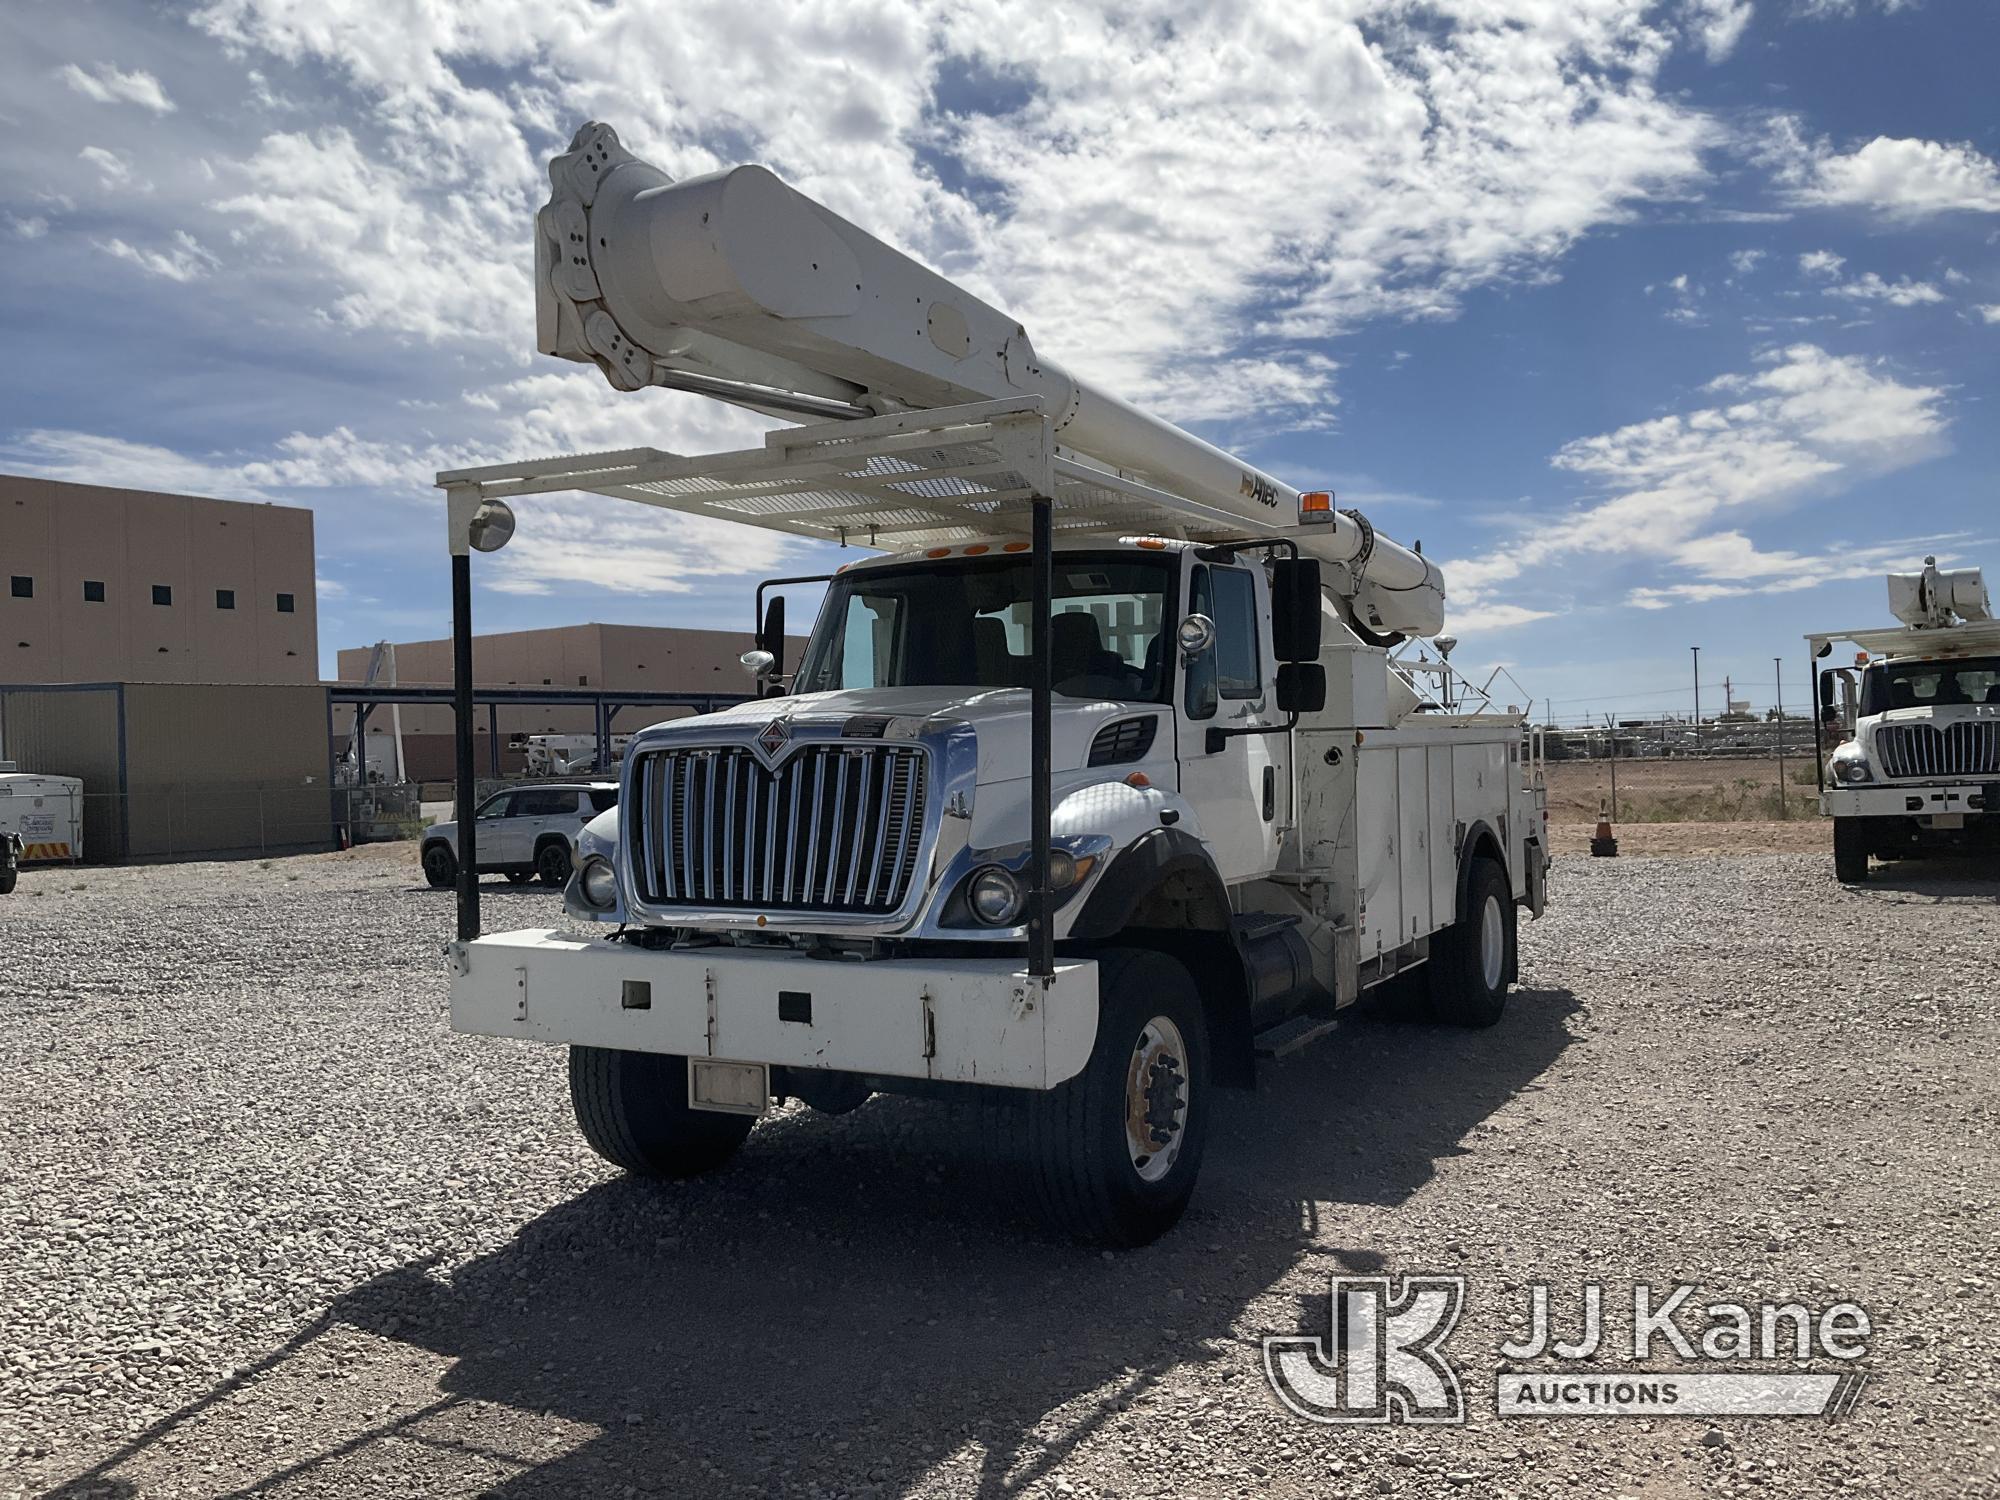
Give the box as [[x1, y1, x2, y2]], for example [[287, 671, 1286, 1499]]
[[437, 123, 1551, 1247]]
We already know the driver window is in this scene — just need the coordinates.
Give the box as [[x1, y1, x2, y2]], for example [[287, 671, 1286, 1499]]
[[1185, 567, 1218, 720], [1211, 566, 1261, 699], [1184, 564, 1260, 719], [476, 792, 515, 820]]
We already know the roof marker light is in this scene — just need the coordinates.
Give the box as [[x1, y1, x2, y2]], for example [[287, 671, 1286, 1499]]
[[1299, 491, 1334, 525]]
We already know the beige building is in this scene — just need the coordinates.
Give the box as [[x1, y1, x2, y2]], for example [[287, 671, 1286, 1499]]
[[0, 475, 319, 685], [334, 622, 808, 780]]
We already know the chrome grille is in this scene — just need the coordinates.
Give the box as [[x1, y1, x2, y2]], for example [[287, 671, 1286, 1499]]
[[1876, 721, 2000, 779], [629, 743, 929, 913]]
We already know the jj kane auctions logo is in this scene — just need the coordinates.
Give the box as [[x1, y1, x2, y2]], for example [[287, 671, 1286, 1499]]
[[1265, 1277, 1873, 1424]]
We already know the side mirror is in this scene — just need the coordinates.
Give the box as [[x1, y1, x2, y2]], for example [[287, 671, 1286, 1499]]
[[1818, 669, 1835, 711], [1176, 613, 1216, 660], [1276, 662, 1326, 715], [1270, 559, 1323, 661]]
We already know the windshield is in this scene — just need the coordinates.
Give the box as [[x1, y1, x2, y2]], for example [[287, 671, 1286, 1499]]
[[1861, 655, 2000, 715], [795, 552, 1174, 702]]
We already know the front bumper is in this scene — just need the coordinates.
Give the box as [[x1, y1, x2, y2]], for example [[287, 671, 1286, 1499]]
[[446, 928, 1099, 1090], [1821, 782, 1999, 819]]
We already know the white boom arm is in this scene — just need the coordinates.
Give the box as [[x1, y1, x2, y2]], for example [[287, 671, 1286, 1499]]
[[536, 122, 1445, 637]]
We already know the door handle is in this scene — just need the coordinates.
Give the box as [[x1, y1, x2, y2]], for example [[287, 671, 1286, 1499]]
[[1262, 765, 1275, 821]]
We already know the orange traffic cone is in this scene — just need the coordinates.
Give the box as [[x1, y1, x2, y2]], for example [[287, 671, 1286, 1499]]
[[1590, 797, 1619, 858]]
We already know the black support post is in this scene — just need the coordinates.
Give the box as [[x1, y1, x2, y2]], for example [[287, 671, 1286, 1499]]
[[452, 551, 479, 942], [1027, 496, 1054, 980]]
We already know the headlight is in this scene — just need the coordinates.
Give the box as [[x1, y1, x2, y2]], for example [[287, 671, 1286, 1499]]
[[1831, 751, 1873, 785], [577, 856, 619, 910], [968, 865, 1025, 925]]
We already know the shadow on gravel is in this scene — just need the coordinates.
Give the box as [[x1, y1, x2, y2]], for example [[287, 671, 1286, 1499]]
[[45, 987, 1578, 1500], [1845, 856, 2000, 904]]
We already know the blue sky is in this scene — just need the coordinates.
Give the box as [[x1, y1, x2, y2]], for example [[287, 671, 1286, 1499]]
[[1, 0, 1995, 723]]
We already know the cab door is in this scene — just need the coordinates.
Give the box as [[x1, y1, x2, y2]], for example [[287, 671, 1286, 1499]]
[[1176, 560, 1286, 883]]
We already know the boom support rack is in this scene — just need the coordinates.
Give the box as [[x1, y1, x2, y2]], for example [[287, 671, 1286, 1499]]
[[438, 397, 1330, 976]]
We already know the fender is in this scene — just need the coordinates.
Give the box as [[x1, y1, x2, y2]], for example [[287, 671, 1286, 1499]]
[[1066, 826, 1232, 941], [1065, 828, 1259, 1089]]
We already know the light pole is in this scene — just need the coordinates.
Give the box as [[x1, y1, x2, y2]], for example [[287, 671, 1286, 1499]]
[[1774, 655, 1786, 819], [1691, 645, 1702, 754]]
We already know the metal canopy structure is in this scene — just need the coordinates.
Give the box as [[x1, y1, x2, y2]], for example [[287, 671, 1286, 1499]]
[[435, 397, 1284, 554], [440, 398, 1097, 977], [329, 684, 749, 778]]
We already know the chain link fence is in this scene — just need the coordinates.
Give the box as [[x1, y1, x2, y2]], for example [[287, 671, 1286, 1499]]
[[72, 782, 437, 862]]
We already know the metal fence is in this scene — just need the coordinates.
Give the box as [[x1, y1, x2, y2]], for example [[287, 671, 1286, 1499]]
[[64, 782, 434, 863]]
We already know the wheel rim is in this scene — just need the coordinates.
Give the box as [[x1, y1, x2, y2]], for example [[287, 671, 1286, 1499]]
[[1478, 892, 1505, 991], [1125, 1016, 1190, 1184]]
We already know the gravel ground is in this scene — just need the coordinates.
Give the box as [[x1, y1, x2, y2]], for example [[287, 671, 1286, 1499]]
[[3, 844, 1997, 1500]]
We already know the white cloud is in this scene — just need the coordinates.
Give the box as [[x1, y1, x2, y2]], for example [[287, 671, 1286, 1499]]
[[0, 431, 273, 501], [1442, 344, 1950, 621], [1728, 248, 1766, 275], [59, 62, 176, 113], [1775, 129, 2000, 219], [78, 145, 131, 186], [94, 231, 221, 283], [1793, 0, 1919, 15], [176, 0, 1722, 425], [1447, 601, 1557, 633], [1978, 305, 2000, 325], [1798, 249, 1844, 277], [1824, 272, 1945, 307], [9, 215, 50, 239], [1686, 0, 1754, 60], [213, 128, 532, 348]]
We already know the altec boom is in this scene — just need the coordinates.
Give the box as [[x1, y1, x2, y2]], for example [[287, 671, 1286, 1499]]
[[535, 122, 1444, 640]]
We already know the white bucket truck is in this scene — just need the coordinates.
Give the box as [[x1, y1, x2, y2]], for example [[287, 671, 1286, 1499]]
[[1810, 558, 2000, 883], [436, 125, 1550, 1245]]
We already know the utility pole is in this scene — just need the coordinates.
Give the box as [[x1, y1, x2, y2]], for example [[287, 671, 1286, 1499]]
[[1691, 645, 1702, 756], [1773, 655, 1787, 820]]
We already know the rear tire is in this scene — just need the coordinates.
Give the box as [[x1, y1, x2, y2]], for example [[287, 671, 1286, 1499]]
[[1833, 818, 1870, 884], [0, 868, 16, 896], [569, 1046, 755, 1178], [536, 839, 573, 887], [421, 842, 456, 889], [1014, 948, 1210, 1248], [1427, 857, 1512, 1028]]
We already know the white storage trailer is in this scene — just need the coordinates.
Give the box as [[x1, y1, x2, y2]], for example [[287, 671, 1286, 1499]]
[[0, 771, 84, 864], [436, 123, 1550, 1245]]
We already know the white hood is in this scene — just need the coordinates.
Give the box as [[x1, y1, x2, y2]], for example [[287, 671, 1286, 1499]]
[[641, 686, 1163, 782]]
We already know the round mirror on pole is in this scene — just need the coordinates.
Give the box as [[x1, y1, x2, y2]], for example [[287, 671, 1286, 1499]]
[[467, 500, 516, 553]]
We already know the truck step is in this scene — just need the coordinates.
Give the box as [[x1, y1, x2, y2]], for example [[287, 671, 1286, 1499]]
[[1253, 1014, 1339, 1059], [1232, 911, 1302, 943]]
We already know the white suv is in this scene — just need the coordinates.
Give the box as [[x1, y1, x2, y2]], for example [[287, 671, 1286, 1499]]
[[422, 782, 618, 890]]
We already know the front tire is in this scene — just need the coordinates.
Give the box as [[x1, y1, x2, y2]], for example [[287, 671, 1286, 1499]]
[[1833, 817, 1870, 884], [569, 1046, 755, 1178], [1428, 857, 1512, 1028], [536, 839, 573, 887], [421, 842, 457, 889], [1017, 949, 1210, 1248]]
